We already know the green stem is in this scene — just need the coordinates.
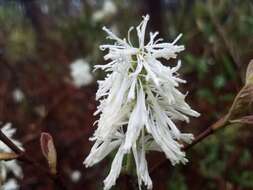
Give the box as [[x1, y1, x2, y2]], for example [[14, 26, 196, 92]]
[[125, 153, 133, 175]]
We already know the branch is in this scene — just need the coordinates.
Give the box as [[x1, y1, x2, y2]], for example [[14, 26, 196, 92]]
[[0, 125, 24, 155], [0, 152, 19, 161], [183, 115, 228, 150]]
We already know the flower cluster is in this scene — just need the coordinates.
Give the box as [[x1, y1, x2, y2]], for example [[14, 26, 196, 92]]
[[84, 15, 200, 190], [0, 123, 23, 188]]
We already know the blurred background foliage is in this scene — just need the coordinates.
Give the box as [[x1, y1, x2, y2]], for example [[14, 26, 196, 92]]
[[0, 0, 252, 189]]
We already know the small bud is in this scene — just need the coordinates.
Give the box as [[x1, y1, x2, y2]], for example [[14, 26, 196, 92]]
[[228, 60, 253, 121], [40, 132, 57, 175], [246, 60, 253, 85]]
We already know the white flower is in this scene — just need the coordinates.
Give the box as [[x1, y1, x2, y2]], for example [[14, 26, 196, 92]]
[[70, 59, 93, 87], [84, 15, 200, 190], [0, 123, 23, 183], [92, 0, 117, 22], [0, 123, 23, 154], [12, 89, 24, 103], [41, 4, 49, 14], [70, 170, 81, 183]]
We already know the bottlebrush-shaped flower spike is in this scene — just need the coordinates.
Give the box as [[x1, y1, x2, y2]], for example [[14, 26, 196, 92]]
[[84, 15, 200, 190]]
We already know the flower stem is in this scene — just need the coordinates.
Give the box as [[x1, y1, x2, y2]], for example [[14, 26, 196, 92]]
[[125, 152, 133, 175]]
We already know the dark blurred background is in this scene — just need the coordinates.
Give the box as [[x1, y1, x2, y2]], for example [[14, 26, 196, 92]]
[[0, 0, 253, 189]]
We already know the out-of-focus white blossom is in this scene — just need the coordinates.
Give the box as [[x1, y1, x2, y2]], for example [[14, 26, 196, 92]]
[[41, 4, 49, 14], [70, 170, 81, 183], [92, 0, 117, 22], [109, 25, 119, 36], [84, 15, 200, 190], [0, 123, 23, 187], [34, 105, 47, 118], [12, 89, 24, 103], [70, 59, 93, 87]]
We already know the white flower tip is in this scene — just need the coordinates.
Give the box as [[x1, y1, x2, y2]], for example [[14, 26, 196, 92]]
[[177, 60, 182, 66], [194, 111, 201, 117], [189, 110, 201, 118], [185, 117, 190, 123], [129, 26, 134, 31], [83, 158, 93, 168], [147, 182, 153, 190], [88, 136, 96, 141], [180, 134, 194, 144], [182, 158, 189, 165], [3, 122, 12, 129], [102, 26, 113, 36], [84, 163, 89, 168], [143, 14, 150, 21], [177, 33, 183, 40], [103, 184, 112, 190], [103, 178, 116, 190], [83, 159, 88, 165], [99, 45, 106, 51], [172, 33, 183, 44]]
